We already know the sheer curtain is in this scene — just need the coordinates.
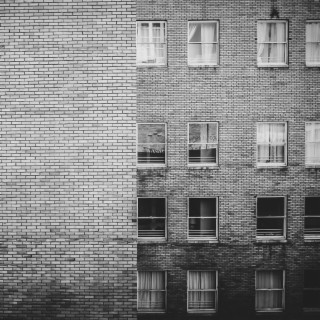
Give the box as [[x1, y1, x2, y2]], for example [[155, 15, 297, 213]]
[[201, 23, 216, 63], [306, 123, 320, 164], [189, 271, 215, 309], [138, 271, 165, 310], [152, 23, 165, 63], [257, 123, 285, 163], [137, 23, 150, 63], [258, 22, 286, 64], [256, 271, 283, 309], [188, 23, 200, 63], [306, 22, 320, 65]]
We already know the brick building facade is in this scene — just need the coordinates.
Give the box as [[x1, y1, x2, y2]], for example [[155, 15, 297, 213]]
[[137, 1, 320, 320], [1, 1, 136, 319]]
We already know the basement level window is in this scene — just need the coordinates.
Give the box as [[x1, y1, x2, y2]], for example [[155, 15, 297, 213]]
[[305, 122, 320, 167], [304, 197, 320, 239], [188, 122, 218, 166], [257, 122, 287, 167], [136, 21, 167, 66], [256, 197, 286, 240], [257, 20, 288, 67], [137, 198, 166, 240], [187, 271, 217, 313], [306, 21, 320, 67], [304, 270, 320, 311], [188, 198, 218, 239], [256, 270, 285, 312], [138, 271, 166, 313], [188, 21, 219, 66], [137, 123, 166, 167]]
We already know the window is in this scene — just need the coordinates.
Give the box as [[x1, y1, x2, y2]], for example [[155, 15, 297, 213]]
[[138, 198, 166, 240], [188, 122, 218, 165], [188, 198, 218, 239], [256, 270, 284, 311], [305, 122, 320, 166], [136, 21, 167, 66], [304, 197, 320, 239], [188, 271, 217, 312], [257, 122, 287, 167], [137, 123, 166, 166], [188, 21, 219, 66], [306, 21, 320, 66], [138, 271, 166, 312], [257, 197, 286, 239], [257, 20, 288, 66], [303, 270, 320, 310]]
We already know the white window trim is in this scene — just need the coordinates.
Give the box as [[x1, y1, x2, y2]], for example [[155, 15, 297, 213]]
[[137, 123, 167, 168], [187, 197, 218, 241], [137, 271, 167, 313], [187, 270, 218, 313], [306, 20, 320, 67], [303, 270, 320, 311], [187, 122, 219, 167], [136, 21, 167, 67], [137, 197, 167, 241], [304, 196, 320, 240], [305, 121, 320, 168], [256, 122, 287, 168], [188, 20, 219, 66], [255, 270, 285, 312], [256, 196, 286, 241], [257, 20, 288, 67]]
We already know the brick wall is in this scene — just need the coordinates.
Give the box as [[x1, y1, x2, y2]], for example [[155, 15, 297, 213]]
[[0, 0, 136, 319], [137, 1, 320, 319]]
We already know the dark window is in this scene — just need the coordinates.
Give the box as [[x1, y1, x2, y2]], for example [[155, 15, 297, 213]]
[[304, 270, 320, 309], [305, 197, 320, 238]]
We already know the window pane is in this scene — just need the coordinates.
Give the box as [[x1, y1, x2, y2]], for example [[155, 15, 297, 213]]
[[257, 218, 284, 236], [257, 198, 284, 217], [257, 271, 283, 289], [137, 144, 165, 164], [188, 44, 218, 64], [189, 198, 216, 217], [188, 291, 216, 310], [305, 270, 320, 288], [256, 291, 283, 309], [138, 198, 165, 217], [303, 290, 320, 308], [189, 123, 218, 144], [138, 219, 165, 238], [189, 271, 216, 289], [138, 124, 165, 144], [189, 144, 217, 163], [306, 22, 320, 65], [189, 218, 216, 237]]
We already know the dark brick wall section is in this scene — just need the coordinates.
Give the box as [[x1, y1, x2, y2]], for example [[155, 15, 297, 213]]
[[0, 1, 136, 319], [137, 1, 320, 319]]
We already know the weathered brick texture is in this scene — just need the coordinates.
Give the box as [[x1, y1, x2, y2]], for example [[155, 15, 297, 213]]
[[1, 0, 136, 319], [137, 1, 320, 319]]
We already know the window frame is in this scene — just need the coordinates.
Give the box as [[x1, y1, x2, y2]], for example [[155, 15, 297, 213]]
[[303, 270, 320, 311], [136, 21, 167, 67], [137, 197, 167, 241], [187, 270, 218, 313], [137, 271, 167, 313], [304, 196, 320, 240], [188, 197, 218, 240], [306, 20, 320, 67], [256, 122, 287, 168], [257, 20, 288, 67], [255, 270, 285, 312], [305, 121, 320, 168], [256, 196, 286, 241], [187, 122, 219, 166], [188, 20, 220, 66], [137, 123, 167, 168]]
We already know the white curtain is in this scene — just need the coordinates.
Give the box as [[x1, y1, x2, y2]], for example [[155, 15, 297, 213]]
[[152, 22, 165, 62], [256, 271, 283, 309], [137, 23, 150, 63], [189, 271, 215, 309], [188, 23, 200, 63], [138, 272, 165, 310], [306, 22, 320, 64], [257, 123, 285, 163], [306, 123, 320, 164], [201, 23, 216, 63], [258, 22, 286, 64]]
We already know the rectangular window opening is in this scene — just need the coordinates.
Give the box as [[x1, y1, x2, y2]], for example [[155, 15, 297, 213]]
[[306, 21, 320, 67], [304, 197, 320, 239], [304, 270, 320, 310], [305, 122, 320, 167]]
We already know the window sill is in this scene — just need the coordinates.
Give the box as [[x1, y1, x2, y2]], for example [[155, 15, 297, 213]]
[[137, 165, 166, 169], [188, 310, 216, 314], [305, 164, 320, 169], [138, 311, 166, 314], [303, 308, 320, 312], [188, 64, 219, 68], [257, 64, 288, 68], [188, 164, 219, 169], [256, 238, 287, 244], [256, 309, 284, 313], [188, 238, 218, 243], [304, 236, 320, 242], [305, 64, 320, 68], [137, 64, 167, 68], [138, 238, 167, 243], [256, 164, 287, 169]]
